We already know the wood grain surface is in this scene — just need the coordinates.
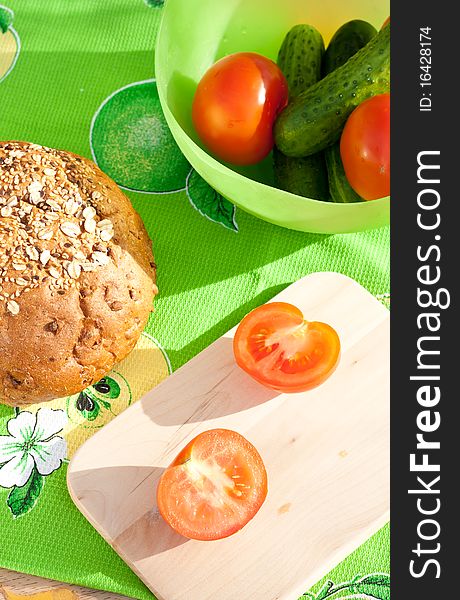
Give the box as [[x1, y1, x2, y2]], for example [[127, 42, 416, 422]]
[[68, 273, 390, 600], [0, 569, 129, 600]]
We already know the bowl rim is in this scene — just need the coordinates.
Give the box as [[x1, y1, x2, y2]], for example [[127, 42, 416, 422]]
[[154, 0, 390, 214]]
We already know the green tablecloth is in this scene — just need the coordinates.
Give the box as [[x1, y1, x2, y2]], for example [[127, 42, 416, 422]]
[[0, 1, 390, 598]]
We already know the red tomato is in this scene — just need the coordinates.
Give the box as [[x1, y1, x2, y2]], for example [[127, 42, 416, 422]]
[[233, 302, 340, 393], [340, 94, 390, 201], [192, 52, 289, 165], [157, 429, 267, 541], [382, 16, 390, 29]]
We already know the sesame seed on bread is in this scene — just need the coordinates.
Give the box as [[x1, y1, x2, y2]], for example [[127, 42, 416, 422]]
[[0, 141, 157, 405]]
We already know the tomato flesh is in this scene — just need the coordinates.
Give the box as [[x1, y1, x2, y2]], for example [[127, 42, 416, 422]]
[[234, 302, 340, 393], [157, 429, 267, 541], [192, 52, 289, 165], [340, 93, 390, 201]]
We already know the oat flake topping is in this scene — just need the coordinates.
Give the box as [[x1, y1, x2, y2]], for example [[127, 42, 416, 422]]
[[0, 142, 115, 316]]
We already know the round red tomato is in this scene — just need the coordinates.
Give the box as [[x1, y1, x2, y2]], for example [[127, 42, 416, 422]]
[[192, 52, 289, 165], [340, 93, 390, 201], [157, 429, 267, 541], [233, 302, 340, 393]]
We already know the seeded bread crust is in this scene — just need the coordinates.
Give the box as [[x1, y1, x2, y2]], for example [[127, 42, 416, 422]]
[[0, 141, 157, 405]]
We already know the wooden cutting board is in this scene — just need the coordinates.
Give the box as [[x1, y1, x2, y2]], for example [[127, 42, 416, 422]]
[[67, 272, 390, 600]]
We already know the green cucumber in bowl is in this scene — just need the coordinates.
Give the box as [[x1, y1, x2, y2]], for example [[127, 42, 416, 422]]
[[278, 24, 324, 98], [323, 20, 377, 203], [274, 23, 390, 158], [274, 150, 329, 200], [325, 144, 362, 203], [323, 19, 378, 77], [274, 24, 329, 201]]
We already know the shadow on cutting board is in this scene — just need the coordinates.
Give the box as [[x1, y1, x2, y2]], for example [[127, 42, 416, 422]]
[[140, 334, 281, 428]]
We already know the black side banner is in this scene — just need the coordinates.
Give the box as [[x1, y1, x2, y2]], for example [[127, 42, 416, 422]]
[[392, 2, 458, 597]]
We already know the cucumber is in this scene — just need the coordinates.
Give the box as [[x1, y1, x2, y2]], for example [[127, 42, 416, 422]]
[[274, 24, 329, 201], [323, 20, 377, 203], [325, 144, 362, 203], [323, 20, 377, 76], [278, 24, 324, 99], [274, 151, 329, 200], [274, 23, 390, 158]]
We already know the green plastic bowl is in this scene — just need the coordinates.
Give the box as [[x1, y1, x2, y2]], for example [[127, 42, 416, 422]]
[[155, 0, 390, 233]]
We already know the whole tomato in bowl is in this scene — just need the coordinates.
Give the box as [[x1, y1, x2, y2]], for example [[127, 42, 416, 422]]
[[340, 93, 390, 201], [192, 52, 289, 166]]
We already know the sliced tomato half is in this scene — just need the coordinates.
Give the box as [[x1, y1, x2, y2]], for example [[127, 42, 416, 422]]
[[157, 429, 268, 541], [233, 302, 340, 393]]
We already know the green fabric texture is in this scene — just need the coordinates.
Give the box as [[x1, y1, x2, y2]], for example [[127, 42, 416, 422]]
[[0, 1, 389, 598]]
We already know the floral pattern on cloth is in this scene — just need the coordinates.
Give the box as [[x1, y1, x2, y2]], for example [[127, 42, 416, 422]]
[[0, 4, 20, 83], [0, 333, 171, 517], [376, 293, 390, 310], [304, 573, 390, 600], [0, 409, 67, 517]]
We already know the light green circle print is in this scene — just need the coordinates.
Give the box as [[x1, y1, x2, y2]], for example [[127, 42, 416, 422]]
[[90, 79, 191, 193]]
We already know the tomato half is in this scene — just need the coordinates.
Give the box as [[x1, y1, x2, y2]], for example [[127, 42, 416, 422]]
[[192, 52, 289, 165], [233, 302, 340, 393], [157, 429, 268, 541], [340, 94, 390, 201]]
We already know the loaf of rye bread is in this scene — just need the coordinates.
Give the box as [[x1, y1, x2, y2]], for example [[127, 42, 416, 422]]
[[0, 141, 157, 405]]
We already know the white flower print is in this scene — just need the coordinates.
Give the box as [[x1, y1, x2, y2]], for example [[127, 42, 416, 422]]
[[0, 408, 67, 488]]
